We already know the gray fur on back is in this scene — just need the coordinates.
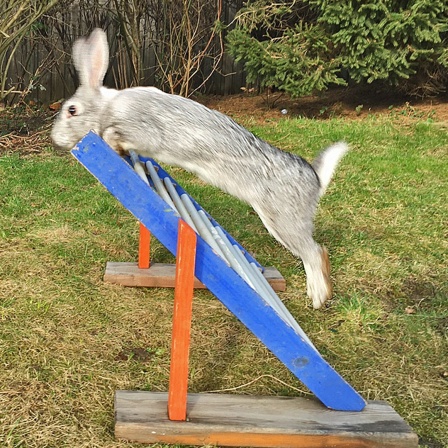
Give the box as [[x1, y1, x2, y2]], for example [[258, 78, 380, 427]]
[[102, 87, 320, 212]]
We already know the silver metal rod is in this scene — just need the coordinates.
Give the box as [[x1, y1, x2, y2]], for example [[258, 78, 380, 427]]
[[163, 177, 198, 232], [214, 225, 258, 288], [251, 263, 315, 348], [198, 210, 232, 259], [195, 215, 253, 286], [248, 262, 316, 350], [225, 237, 316, 349], [230, 243, 273, 298], [180, 194, 227, 261], [247, 261, 281, 305], [145, 161, 177, 210], [129, 151, 149, 186]]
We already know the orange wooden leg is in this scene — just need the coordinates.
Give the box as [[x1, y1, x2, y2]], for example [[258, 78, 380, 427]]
[[168, 220, 197, 421], [138, 223, 151, 269]]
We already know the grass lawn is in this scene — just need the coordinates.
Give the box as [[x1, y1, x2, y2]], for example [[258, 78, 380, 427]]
[[0, 98, 447, 447]]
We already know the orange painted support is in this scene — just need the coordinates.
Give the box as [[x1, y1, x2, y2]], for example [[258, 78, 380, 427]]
[[138, 223, 151, 269], [168, 220, 197, 421]]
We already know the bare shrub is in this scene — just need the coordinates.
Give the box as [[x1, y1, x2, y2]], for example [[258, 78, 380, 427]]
[[0, 0, 58, 102]]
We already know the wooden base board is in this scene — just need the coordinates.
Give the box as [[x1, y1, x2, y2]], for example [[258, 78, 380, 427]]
[[104, 262, 286, 291], [115, 391, 418, 448]]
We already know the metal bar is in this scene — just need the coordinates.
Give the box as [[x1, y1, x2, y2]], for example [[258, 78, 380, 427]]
[[180, 194, 227, 262], [145, 161, 177, 210], [197, 211, 253, 286], [230, 241, 274, 301], [230, 245, 316, 349], [214, 225, 256, 288], [248, 262, 316, 350], [163, 177, 198, 232], [147, 159, 263, 270], [129, 151, 150, 186]]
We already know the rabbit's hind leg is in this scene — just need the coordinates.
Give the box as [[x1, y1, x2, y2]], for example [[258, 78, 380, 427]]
[[256, 208, 332, 309], [300, 243, 332, 309], [277, 230, 332, 309]]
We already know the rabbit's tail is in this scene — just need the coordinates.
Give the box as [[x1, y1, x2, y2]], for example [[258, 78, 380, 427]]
[[312, 142, 348, 197]]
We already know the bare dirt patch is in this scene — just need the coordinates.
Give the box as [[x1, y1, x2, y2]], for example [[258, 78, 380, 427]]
[[200, 86, 448, 123], [2, 87, 448, 156], [0, 104, 55, 155]]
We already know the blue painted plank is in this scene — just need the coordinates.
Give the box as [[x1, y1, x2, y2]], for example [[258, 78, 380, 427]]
[[72, 131, 366, 412]]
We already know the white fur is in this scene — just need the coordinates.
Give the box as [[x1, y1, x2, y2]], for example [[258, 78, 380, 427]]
[[312, 142, 348, 197]]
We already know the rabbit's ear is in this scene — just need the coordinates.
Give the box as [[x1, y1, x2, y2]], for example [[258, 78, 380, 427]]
[[72, 28, 109, 89], [72, 37, 89, 85]]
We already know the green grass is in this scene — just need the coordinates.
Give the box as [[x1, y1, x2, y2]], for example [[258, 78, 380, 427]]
[[0, 110, 447, 447]]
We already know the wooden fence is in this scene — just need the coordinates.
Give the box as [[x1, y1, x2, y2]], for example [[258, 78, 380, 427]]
[[5, 1, 247, 104]]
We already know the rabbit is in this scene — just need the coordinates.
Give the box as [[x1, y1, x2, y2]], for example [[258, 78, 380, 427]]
[[51, 28, 348, 309]]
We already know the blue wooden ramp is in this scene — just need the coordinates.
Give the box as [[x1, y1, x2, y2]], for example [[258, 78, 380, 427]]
[[72, 131, 366, 412]]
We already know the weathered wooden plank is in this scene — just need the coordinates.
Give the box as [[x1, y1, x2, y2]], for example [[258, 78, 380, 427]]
[[104, 262, 205, 288], [72, 132, 365, 411], [115, 391, 418, 448], [103, 262, 286, 291]]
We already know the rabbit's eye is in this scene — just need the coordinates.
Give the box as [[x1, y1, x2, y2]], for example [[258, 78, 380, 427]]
[[68, 105, 77, 116]]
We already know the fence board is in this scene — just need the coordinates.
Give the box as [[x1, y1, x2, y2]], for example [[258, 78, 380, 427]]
[[4, 1, 246, 104]]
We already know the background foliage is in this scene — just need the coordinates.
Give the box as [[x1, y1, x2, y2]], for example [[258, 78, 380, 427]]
[[227, 0, 448, 97], [1, 0, 229, 103], [0, 0, 58, 100], [2, 0, 448, 103]]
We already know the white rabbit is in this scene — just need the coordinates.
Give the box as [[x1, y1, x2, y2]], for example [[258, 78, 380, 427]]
[[51, 28, 348, 309]]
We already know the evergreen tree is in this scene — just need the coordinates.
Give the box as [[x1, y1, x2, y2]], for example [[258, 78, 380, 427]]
[[227, 0, 448, 97]]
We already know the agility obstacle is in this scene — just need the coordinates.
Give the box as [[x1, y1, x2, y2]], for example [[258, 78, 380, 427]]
[[72, 131, 418, 447], [103, 152, 286, 293]]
